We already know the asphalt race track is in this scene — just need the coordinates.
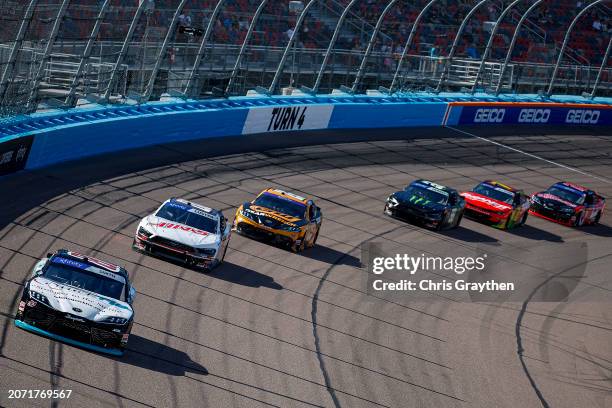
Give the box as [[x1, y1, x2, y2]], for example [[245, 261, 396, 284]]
[[1, 129, 611, 408]]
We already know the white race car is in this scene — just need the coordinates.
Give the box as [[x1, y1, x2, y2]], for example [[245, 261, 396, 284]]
[[133, 198, 231, 271], [15, 249, 136, 356]]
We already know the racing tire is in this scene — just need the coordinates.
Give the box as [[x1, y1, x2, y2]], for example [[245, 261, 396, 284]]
[[453, 212, 463, 229], [518, 211, 528, 227], [291, 237, 306, 253], [574, 212, 585, 227], [311, 227, 320, 247], [593, 210, 602, 225]]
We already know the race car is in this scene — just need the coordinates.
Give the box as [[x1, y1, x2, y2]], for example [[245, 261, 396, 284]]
[[14, 249, 135, 356], [384, 180, 465, 230], [133, 198, 231, 271], [529, 182, 606, 226], [233, 188, 322, 252], [461, 180, 530, 229]]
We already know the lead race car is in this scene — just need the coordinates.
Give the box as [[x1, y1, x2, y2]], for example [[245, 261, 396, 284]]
[[530, 182, 606, 226], [461, 180, 530, 229], [384, 180, 465, 230], [14, 250, 135, 356], [233, 188, 322, 252], [133, 198, 231, 271]]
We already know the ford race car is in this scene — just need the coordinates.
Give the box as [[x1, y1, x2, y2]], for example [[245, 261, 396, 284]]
[[233, 188, 322, 253], [384, 180, 465, 230], [461, 181, 530, 229], [15, 250, 135, 356], [530, 182, 606, 226], [133, 198, 231, 271]]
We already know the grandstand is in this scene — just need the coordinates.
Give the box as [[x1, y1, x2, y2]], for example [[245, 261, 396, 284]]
[[0, 0, 609, 115]]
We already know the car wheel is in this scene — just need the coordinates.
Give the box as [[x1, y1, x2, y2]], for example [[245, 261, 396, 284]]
[[594, 210, 602, 225], [519, 211, 528, 227], [574, 212, 585, 227], [453, 212, 463, 229], [291, 240, 305, 253], [311, 227, 320, 247]]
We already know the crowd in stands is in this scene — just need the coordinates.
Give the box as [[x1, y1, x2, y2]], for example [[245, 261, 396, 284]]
[[1, 0, 609, 66]]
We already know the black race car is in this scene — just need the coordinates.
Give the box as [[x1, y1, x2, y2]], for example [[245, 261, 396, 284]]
[[384, 180, 465, 230]]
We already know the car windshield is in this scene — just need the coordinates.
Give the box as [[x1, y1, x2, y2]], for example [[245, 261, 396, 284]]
[[546, 186, 584, 204], [253, 193, 306, 218], [405, 184, 449, 205], [473, 183, 515, 204], [43, 263, 125, 301], [156, 203, 218, 233]]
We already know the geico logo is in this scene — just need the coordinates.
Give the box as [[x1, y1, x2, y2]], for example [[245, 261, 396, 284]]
[[565, 110, 600, 124], [518, 109, 550, 123], [474, 108, 505, 123]]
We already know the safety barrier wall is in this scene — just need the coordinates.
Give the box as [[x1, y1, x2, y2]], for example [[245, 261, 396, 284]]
[[0, 94, 610, 176]]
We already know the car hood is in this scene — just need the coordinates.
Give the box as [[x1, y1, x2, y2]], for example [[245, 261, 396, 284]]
[[393, 191, 446, 212], [243, 203, 304, 226], [143, 215, 220, 247], [30, 277, 132, 322], [461, 192, 512, 213], [533, 192, 578, 209]]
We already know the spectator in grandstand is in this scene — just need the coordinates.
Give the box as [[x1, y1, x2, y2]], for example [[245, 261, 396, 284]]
[[466, 43, 479, 59]]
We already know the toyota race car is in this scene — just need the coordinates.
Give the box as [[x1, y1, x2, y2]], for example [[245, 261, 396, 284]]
[[384, 180, 465, 230], [530, 182, 606, 226], [461, 181, 530, 229], [233, 188, 322, 252], [133, 198, 231, 271], [15, 250, 135, 356]]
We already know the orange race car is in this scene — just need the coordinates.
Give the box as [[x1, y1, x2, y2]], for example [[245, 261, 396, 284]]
[[233, 188, 322, 252]]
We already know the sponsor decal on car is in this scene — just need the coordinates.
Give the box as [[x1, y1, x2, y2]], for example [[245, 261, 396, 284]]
[[154, 222, 210, 236], [462, 193, 511, 210]]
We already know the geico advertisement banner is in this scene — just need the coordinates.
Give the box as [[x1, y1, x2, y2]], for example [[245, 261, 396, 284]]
[[242, 104, 334, 135], [457, 105, 611, 125]]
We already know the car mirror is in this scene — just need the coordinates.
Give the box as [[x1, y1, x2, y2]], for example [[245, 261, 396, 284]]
[[128, 286, 136, 305]]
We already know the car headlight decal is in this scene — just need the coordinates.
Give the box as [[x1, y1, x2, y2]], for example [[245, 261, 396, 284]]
[[29, 290, 51, 306], [101, 316, 128, 325]]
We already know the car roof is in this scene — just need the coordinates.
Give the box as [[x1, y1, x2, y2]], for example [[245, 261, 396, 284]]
[[554, 181, 589, 194], [54, 249, 129, 281], [412, 179, 457, 194], [260, 188, 310, 204], [168, 198, 221, 217], [481, 180, 521, 193]]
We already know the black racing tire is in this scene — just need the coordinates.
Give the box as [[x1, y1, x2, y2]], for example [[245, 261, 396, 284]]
[[574, 211, 585, 227], [291, 237, 306, 253], [593, 210, 602, 225], [453, 212, 463, 229], [311, 226, 320, 247], [519, 211, 528, 227]]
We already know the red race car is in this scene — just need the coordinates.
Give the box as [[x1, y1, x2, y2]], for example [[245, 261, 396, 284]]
[[461, 180, 531, 229], [530, 182, 605, 226]]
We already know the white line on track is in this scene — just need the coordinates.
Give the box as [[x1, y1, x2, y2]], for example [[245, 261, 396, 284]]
[[446, 126, 612, 184]]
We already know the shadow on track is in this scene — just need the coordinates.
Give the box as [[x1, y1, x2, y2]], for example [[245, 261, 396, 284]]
[[441, 226, 499, 244], [507, 224, 564, 243], [209, 262, 283, 290], [120, 335, 208, 376], [577, 223, 612, 238], [300, 245, 361, 268]]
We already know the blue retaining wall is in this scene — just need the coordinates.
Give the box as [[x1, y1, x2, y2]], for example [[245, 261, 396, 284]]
[[0, 93, 610, 174]]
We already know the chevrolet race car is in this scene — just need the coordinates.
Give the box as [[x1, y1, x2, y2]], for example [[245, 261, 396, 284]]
[[133, 198, 231, 271], [384, 180, 465, 230], [233, 188, 322, 253], [15, 250, 135, 356], [530, 182, 606, 226], [461, 181, 530, 229]]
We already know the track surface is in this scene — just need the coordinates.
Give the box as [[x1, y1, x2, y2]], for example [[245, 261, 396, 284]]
[[1, 132, 611, 408]]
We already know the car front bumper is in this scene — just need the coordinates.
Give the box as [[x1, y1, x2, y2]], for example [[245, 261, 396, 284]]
[[133, 235, 216, 269], [233, 213, 300, 245]]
